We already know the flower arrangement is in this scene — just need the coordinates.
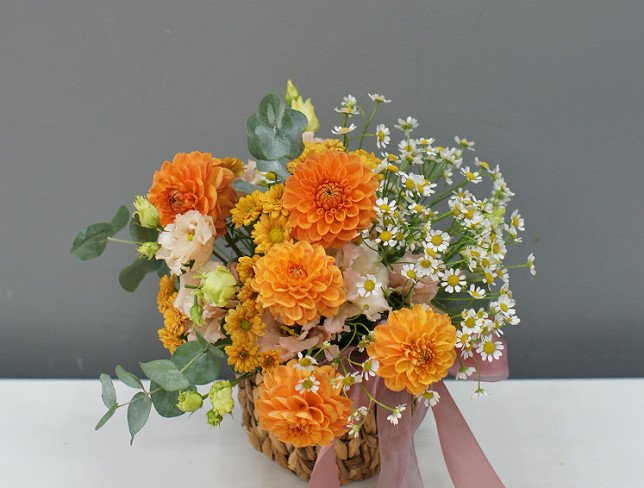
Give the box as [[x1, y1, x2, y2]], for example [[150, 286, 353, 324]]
[[72, 81, 534, 486]]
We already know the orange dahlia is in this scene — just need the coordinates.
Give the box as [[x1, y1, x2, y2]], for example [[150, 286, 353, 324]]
[[251, 241, 345, 326], [255, 361, 352, 447], [282, 150, 378, 248], [148, 151, 238, 233], [367, 304, 457, 395]]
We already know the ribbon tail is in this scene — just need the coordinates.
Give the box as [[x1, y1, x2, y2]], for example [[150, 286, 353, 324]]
[[309, 440, 341, 488], [377, 379, 428, 488], [432, 381, 505, 488]]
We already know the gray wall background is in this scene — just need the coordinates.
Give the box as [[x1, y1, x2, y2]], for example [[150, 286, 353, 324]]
[[1, 0, 642, 379]]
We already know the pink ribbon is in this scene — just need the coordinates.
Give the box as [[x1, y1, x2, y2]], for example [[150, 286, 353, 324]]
[[309, 339, 508, 487]]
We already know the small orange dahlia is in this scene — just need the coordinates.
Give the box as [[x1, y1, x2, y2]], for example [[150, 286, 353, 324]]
[[148, 151, 238, 233], [367, 304, 457, 395], [251, 241, 345, 326], [282, 150, 378, 248], [255, 361, 352, 447]]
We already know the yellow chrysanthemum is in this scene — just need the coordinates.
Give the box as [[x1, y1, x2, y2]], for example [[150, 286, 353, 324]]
[[237, 255, 260, 283], [251, 214, 292, 254], [259, 183, 288, 218], [224, 302, 264, 342], [157, 328, 185, 354], [157, 275, 177, 313], [349, 149, 384, 181], [259, 349, 282, 373], [163, 306, 188, 336], [231, 191, 263, 228], [219, 157, 245, 177], [237, 282, 257, 302], [286, 139, 344, 173], [225, 341, 260, 373]]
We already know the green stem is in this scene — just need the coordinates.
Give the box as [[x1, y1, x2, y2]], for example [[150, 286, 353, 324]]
[[107, 237, 137, 245]]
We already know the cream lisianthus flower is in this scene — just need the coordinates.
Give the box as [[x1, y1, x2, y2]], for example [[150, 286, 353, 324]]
[[333, 243, 390, 321], [156, 210, 215, 275]]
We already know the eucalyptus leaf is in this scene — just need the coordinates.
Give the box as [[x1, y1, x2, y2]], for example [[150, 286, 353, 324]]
[[115, 365, 144, 390], [140, 359, 190, 391], [129, 214, 159, 243], [110, 206, 130, 234], [171, 341, 221, 385], [99, 374, 117, 408], [150, 381, 195, 418], [246, 93, 307, 163], [95, 404, 117, 431], [119, 258, 161, 292], [156, 261, 171, 278], [255, 159, 291, 181], [71, 223, 114, 261], [232, 179, 264, 194], [127, 392, 152, 445]]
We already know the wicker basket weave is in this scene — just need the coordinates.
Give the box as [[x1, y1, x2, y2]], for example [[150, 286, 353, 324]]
[[238, 374, 380, 484]]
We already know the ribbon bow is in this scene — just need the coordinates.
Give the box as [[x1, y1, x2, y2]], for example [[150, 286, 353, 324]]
[[309, 339, 508, 488]]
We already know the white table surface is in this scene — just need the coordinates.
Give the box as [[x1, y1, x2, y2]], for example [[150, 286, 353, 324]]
[[0, 379, 641, 487]]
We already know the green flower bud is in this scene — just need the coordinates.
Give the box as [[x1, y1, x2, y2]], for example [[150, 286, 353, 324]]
[[200, 266, 237, 307], [176, 390, 203, 413], [489, 207, 506, 226], [190, 298, 204, 326], [206, 409, 223, 427], [137, 241, 160, 260], [209, 380, 234, 417], [284, 79, 301, 107], [291, 96, 320, 133], [133, 196, 160, 229]]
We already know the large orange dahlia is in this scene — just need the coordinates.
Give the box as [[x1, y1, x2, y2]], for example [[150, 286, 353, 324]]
[[148, 151, 238, 234], [282, 150, 378, 248], [251, 241, 345, 326], [367, 304, 457, 395], [255, 361, 352, 447]]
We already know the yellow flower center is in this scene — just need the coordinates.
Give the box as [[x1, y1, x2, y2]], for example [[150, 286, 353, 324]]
[[447, 275, 460, 286], [483, 342, 496, 354], [269, 226, 285, 244], [364, 280, 376, 292], [380, 230, 393, 241], [431, 235, 443, 246], [240, 319, 253, 331], [379, 204, 391, 212], [405, 179, 415, 190], [186, 232, 194, 241]]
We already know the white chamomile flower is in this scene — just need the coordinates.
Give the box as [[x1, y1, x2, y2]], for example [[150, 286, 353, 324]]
[[472, 388, 488, 399], [375, 124, 391, 149], [418, 389, 440, 407], [340, 372, 363, 392], [509, 210, 525, 232], [461, 166, 482, 184], [357, 274, 382, 297], [477, 337, 504, 362], [349, 423, 361, 438], [368, 93, 391, 103], [394, 116, 418, 132], [375, 226, 398, 247], [454, 136, 475, 150], [426, 229, 450, 253], [456, 329, 473, 351], [474, 157, 491, 171], [361, 359, 379, 380], [294, 353, 318, 371], [386, 404, 407, 425], [468, 284, 486, 299], [440, 147, 463, 168], [355, 406, 368, 418], [334, 95, 358, 115], [332, 124, 357, 135], [460, 309, 483, 334], [400, 263, 420, 282], [375, 197, 396, 215], [494, 295, 516, 319], [441, 268, 466, 294], [295, 375, 320, 393], [527, 253, 536, 276], [455, 366, 476, 380], [442, 166, 454, 184]]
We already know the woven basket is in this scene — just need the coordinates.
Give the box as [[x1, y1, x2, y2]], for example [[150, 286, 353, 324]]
[[238, 374, 380, 484]]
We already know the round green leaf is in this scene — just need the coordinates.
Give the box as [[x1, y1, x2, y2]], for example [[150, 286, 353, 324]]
[[171, 341, 221, 385], [71, 223, 113, 260]]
